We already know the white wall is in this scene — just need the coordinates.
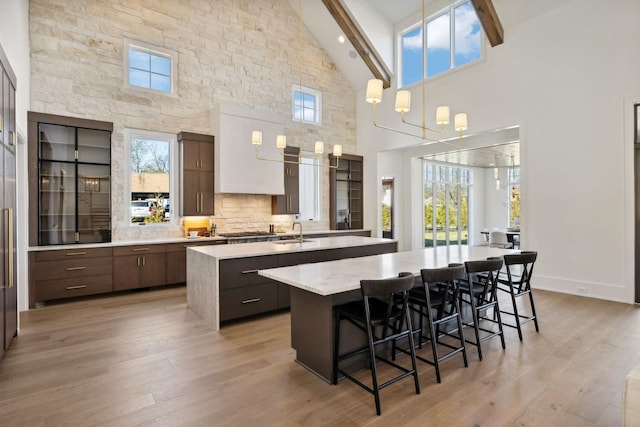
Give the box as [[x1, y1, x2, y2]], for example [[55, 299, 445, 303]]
[[358, 0, 640, 303], [0, 0, 30, 315]]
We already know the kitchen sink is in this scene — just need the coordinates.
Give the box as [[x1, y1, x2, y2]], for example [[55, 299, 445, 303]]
[[274, 239, 314, 244]]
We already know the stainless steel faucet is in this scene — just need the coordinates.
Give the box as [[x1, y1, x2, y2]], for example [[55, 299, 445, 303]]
[[292, 221, 303, 243]]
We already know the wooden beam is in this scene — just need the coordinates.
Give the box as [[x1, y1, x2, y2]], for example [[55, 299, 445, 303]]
[[322, 0, 391, 88], [470, 0, 504, 47]]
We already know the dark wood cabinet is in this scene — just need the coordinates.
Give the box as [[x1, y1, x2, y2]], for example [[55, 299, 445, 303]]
[[329, 153, 363, 230], [0, 43, 17, 355], [272, 146, 299, 214], [113, 245, 167, 291], [28, 112, 112, 246], [178, 132, 214, 216], [30, 247, 113, 302]]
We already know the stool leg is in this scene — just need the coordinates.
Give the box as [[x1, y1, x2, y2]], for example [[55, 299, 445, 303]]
[[365, 320, 381, 415], [528, 290, 540, 332], [404, 304, 421, 395], [510, 287, 523, 341]]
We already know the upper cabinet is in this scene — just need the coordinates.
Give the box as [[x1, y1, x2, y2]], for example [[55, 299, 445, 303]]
[[272, 146, 299, 214], [178, 132, 214, 216], [329, 153, 363, 230], [211, 105, 284, 195], [28, 112, 113, 246]]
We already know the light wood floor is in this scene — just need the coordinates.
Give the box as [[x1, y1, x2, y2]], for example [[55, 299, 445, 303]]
[[0, 286, 637, 426]]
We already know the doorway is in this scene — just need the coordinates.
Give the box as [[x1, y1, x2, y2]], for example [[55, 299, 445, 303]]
[[381, 178, 393, 239]]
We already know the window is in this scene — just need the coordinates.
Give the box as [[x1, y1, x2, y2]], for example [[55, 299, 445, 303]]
[[423, 162, 470, 247], [125, 129, 176, 225], [298, 155, 321, 221], [125, 40, 176, 94], [292, 85, 322, 125], [400, 0, 481, 86]]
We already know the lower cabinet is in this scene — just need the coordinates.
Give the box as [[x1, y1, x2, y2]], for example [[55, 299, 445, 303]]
[[113, 245, 167, 291], [29, 247, 114, 306], [29, 240, 226, 307], [217, 242, 398, 323]]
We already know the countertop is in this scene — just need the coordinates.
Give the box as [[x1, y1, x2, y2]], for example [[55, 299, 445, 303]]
[[259, 246, 516, 296], [189, 235, 395, 260], [28, 229, 372, 251]]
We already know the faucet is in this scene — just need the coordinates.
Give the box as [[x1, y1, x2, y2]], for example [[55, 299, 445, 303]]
[[292, 221, 303, 243]]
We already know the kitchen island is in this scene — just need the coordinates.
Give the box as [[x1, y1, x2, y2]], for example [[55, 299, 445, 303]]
[[258, 245, 516, 382], [186, 236, 397, 330]]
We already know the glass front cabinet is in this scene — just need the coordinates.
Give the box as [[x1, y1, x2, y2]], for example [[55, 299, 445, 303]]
[[28, 112, 113, 246]]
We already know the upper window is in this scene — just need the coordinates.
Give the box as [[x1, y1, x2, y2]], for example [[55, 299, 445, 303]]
[[400, 0, 482, 87], [125, 129, 176, 225], [125, 40, 176, 94], [292, 85, 322, 125]]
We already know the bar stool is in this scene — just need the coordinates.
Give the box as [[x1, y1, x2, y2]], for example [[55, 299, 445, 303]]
[[497, 251, 539, 341], [406, 263, 468, 383], [332, 272, 420, 416], [459, 257, 505, 360]]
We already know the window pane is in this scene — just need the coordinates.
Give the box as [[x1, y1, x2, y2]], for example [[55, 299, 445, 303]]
[[129, 68, 150, 89], [401, 26, 422, 87], [427, 12, 450, 77], [150, 74, 171, 92], [303, 108, 315, 122], [129, 49, 150, 71], [150, 55, 170, 75], [130, 137, 171, 224], [454, 2, 481, 67], [299, 156, 319, 221]]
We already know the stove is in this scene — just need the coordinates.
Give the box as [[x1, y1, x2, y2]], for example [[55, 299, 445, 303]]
[[218, 231, 279, 244]]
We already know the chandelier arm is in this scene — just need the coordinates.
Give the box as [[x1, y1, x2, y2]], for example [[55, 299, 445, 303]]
[[400, 114, 444, 134], [254, 145, 339, 169]]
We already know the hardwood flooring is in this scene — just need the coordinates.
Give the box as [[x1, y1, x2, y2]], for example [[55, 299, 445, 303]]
[[0, 286, 637, 426]]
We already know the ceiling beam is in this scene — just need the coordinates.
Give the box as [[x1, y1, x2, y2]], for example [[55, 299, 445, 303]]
[[322, 0, 391, 88], [470, 0, 504, 47]]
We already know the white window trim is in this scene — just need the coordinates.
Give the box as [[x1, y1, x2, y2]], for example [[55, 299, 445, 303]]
[[292, 85, 322, 126], [123, 128, 178, 227], [124, 38, 178, 97]]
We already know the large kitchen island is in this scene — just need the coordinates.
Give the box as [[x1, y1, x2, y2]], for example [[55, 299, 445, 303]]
[[186, 235, 397, 330]]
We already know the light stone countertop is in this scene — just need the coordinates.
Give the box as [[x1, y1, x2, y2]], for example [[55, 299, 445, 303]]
[[188, 235, 393, 260], [258, 245, 517, 296]]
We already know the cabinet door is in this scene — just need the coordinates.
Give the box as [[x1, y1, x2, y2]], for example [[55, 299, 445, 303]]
[[182, 169, 199, 216], [166, 247, 187, 284], [198, 141, 214, 172], [38, 160, 77, 245], [140, 252, 167, 287], [113, 255, 142, 291], [77, 163, 110, 243], [182, 140, 200, 171], [198, 170, 214, 215]]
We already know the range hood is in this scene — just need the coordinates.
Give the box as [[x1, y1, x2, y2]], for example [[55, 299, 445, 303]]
[[211, 105, 285, 195]]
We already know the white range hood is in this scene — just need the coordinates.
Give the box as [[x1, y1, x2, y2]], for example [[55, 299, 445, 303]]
[[211, 105, 285, 195]]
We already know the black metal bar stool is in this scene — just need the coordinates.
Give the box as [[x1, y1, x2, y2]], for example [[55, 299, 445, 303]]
[[332, 272, 420, 416], [459, 257, 506, 360], [497, 251, 539, 341], [404, 263, 468, 383]]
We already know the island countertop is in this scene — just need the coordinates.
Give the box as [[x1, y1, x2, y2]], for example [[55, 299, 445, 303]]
[[188, 235, 396, 260]]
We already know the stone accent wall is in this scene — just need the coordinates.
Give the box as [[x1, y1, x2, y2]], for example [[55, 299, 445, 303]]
[[29, 0, 356, 240]]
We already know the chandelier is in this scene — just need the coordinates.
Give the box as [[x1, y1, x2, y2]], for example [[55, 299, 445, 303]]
[[364, 0, 468, 145], [251, 0, 342, 169]]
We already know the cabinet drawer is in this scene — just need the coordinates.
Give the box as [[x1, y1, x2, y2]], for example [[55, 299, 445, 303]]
[[35, 257, 113, 281], [34, 247, 112, 262], [36, 274, 113, 301], [220, 282, 278, 321], [113, 244, 166, 256], [219, 256, 279, 289]]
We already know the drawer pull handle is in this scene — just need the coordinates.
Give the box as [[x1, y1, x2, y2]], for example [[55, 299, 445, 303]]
[[66, 252, 87, 256], [242, 298, 261, 304], [66, 266, 86, 271], [133, 248, 149, 252], [241, 269, 259, 274], [66, 285, 87, 290]]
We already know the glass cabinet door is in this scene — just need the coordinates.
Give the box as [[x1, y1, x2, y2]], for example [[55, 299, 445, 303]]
[[39, 160, 77, 245], [39, 124, 76, 162], [77, 128, 110, 164], [78, 164, 111, 243]]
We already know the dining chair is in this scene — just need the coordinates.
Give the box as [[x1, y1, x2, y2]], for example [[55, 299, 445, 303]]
[[489, 230, 513, 249], [332, 272, 420, 415]]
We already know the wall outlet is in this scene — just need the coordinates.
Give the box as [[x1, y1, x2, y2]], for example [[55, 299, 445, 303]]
[[577, 287, 587, 294]]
